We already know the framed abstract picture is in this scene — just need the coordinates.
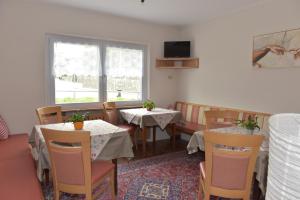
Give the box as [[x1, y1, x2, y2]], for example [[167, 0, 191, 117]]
[[253, 28, 300, 68]]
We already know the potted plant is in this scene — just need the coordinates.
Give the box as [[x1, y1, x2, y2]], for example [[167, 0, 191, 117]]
[[69, 113, 88, 130], [236, 115, 260, 134], [143, 100, 155, 111]]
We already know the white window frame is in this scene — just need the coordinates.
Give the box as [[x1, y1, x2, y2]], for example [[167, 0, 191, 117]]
[[45, 34, 148, 108]]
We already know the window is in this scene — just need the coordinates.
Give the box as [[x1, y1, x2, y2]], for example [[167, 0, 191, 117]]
[[47, 35, 147, 105], [105, 45, 144, 102], [53, 42, 100, 104]]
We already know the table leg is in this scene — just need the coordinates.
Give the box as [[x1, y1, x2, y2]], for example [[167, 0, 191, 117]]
[[152, 126, 156, 146], [172, 123, 176, 149], [112, 159, 118, 195], [142, 127, 148, 155]]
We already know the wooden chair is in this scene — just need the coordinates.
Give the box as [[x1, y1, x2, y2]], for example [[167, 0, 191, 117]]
[[103, 102, 117, 111], [41, 128, 115, 200], [36, 106, 63, 125], [103, 102, 137, 148], [205, 110, 239, 130], [199, 131, 264, 200]]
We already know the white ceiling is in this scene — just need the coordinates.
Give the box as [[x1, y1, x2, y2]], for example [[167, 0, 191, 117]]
[[41, 0, 267, 26]]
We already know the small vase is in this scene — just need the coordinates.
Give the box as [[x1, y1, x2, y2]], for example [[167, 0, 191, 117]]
[[147, 108, 152, 111], [246, 128, 257, 135], [74, 121, 84, 130]]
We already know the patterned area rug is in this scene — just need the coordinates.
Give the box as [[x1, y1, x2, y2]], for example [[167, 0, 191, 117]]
[[43, 151, 202, 200]]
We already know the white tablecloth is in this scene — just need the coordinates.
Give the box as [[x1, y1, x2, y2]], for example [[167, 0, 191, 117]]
[[31, 120, 134, 181], [120, 108, 181, 129], [187, 126, 269, 195]]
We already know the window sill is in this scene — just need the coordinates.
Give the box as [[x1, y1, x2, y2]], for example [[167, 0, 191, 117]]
[[61, 104, 142, 113]]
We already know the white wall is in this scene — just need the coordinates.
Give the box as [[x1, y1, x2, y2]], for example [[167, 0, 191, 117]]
[[2, 0, 300, 135], [178, 0, 300, 114], [0, 0, 180, 134]]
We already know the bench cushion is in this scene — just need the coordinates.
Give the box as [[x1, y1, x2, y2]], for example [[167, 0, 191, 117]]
[[0, 133, 44, 200], [0, 154, 43, 200], [175, 121, 205, 135], [0, 134, 31, 161]]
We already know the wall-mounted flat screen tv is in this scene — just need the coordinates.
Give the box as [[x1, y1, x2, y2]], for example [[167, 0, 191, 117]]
[[164, 41, 190, 58]]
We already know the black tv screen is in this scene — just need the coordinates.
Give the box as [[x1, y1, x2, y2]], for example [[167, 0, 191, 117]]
[[164, 41, 190, 58]]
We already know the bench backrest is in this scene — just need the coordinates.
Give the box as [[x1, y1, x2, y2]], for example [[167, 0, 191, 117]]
[[175, 101, 271, 131]]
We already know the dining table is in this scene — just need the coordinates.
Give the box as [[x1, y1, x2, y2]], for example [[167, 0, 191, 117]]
[[30, 119, 134, 194], [120, 108, 182, 154], [187, 126, 269, 195]]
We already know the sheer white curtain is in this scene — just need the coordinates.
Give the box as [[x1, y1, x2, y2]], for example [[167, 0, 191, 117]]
[[103, 43, 146, 103], [46, 34, 147, 105], [53, 42, 100, 77], [48, 35, 101, 104]]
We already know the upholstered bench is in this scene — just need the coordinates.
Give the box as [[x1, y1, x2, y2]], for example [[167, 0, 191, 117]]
[[0, 134, 32, 160], [0, 134, 44, 200], [174, 101, 271, 135]]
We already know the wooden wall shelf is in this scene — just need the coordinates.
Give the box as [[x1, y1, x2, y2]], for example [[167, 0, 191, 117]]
[[156, 57, 199, 69]]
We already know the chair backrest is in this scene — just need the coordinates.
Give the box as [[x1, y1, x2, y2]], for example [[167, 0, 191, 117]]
[[203, 131, 264, 199], [103, 102, 117, 110], [41, 128, 92, 195], [205, 110, 239, 130], [103, 102, 118, 125], [36, 106, 63, 125]]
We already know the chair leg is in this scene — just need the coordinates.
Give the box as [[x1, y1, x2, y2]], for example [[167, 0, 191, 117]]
[[198, 180, 206, 200], [243, 194, 250, 200], [54, 190, 60, 200], [198, 188, 203, 200], [204, 192, 210, 200], [86, 192, 92, 200], [110, 170, 116, 200]]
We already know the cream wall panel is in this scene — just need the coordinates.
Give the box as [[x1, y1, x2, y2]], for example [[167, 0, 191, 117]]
[[178, 0, 300, 115], [0, 0, 180, 134]]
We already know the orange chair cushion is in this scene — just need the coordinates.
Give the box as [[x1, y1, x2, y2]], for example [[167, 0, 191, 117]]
[[0, 134, 31, 161], [105, 110, 118, 125], [91, 160, 115, 184], [212, 153, 249, 190], [51, 148, 85, 185], [201, 154, 249, 190]]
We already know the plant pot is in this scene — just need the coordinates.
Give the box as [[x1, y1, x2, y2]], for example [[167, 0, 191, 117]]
[[73, 121, 84, 130], [147, 108, 153, 111], [246, 128, 259, 135]]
